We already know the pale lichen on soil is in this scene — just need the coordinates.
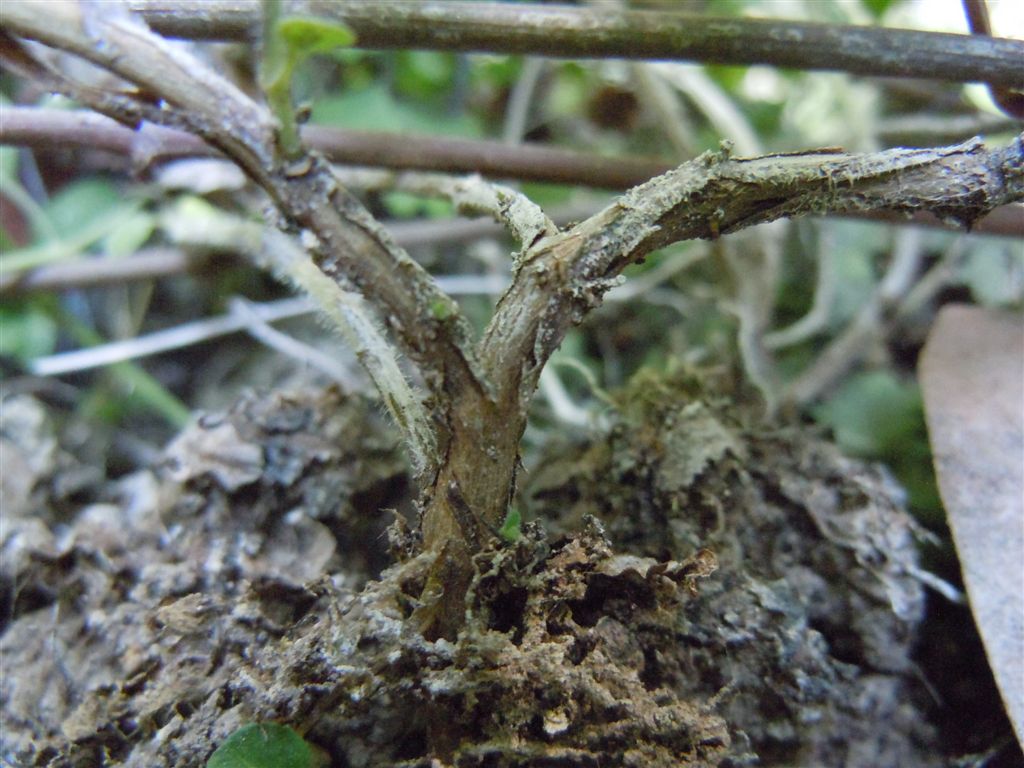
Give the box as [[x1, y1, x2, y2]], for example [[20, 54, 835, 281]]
[[1, 373, 940, 766]]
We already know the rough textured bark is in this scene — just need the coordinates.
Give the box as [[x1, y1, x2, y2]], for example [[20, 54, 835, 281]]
[[2, 1, 1023, 642], [481, 138, 1024, 432]]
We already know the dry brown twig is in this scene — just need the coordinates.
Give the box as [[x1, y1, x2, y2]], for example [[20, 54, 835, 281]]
[[2, 0, 1022, 637], [129, 0, 1024, 88], [3, 106, 1021, 237]]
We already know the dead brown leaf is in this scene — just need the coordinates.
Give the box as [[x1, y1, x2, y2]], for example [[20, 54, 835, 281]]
[[919, 304, 1024, 748]]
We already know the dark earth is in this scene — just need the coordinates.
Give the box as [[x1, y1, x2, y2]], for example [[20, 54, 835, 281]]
[[1, 371, 1018, 766]]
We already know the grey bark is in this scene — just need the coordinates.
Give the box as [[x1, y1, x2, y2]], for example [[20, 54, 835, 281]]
[[1, 1, 1022, 635]]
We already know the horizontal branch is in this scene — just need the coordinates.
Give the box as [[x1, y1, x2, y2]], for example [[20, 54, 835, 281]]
[[620, 138, 1024, 250], [128, 0, 1024, 88], [301, 125, 665, 190], [0, 107, 668, 189], [0, 247, 198, 294], [483, 135, 1024, 408], [4, 107, 1021, 238]]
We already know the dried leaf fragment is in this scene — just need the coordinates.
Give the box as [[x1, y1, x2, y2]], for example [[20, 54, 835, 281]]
[[919, 304, 1024, 748]]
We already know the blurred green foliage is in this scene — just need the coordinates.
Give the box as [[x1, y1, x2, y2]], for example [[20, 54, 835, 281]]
[[815, 371, 941, 516], [4, 178, 148, 272], [394, 51, 460, 100], [0, 162, 187, 427], [961, 241, 1024, 308], [0, 299, 57, 362], [312, 82, 482, 137]]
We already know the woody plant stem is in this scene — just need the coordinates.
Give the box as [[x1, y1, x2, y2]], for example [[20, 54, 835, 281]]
[[2, 2, 1022, 630]]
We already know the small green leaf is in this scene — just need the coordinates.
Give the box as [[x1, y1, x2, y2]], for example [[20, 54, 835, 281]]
[[102, 210, 155, 257], [859, 0, 897, 19], [0, 301, 58, 361], [813, 370, 922, 457], [260, 14, 356, 158], [207, 723, 313, 768], [499, 507, 522, 543], [276, 17, 356, 57], [38, 178, 121, 242], [429, 298, 455, 322]]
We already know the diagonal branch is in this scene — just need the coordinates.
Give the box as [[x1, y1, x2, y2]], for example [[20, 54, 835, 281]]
[[406, 174, 557, 249], [128, 0, 1024, 89], [482, 137, 1024, 410], [1, 0, 488, 456]]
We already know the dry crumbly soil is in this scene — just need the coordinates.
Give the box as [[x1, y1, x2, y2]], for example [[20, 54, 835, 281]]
[[1, 375, 943, 767]]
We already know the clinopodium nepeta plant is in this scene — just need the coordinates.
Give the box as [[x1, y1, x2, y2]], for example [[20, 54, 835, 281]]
[[2, 0, 1020, 638]]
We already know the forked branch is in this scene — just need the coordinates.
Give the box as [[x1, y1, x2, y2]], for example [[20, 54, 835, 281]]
[[482, 138, 1024, 411], [2, 1, 1022, 564]]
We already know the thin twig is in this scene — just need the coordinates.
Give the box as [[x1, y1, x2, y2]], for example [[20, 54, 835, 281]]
[[876, 112, 1019, 143], [895, 238, 968, 324], [538, 366, 592, 428], [650, 64, 761, 156], [781, 227, 925, 406], [722, 225, 784, 411], [0, 106, 671, 189], [377, 172, 556, 248], [5, 107, 1020, 238], [630, 63, 700, 158], [29, 296, 314, 376], [259, 227, 439, 475], [227, 296, 360, 389], [764, 229, 838, 350], [128, 0, 1024, 88], [0, 247, 199, 294], [503, 57, 546, 145], [603, 243, 708, 303], [27, 275, 513, 377]]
